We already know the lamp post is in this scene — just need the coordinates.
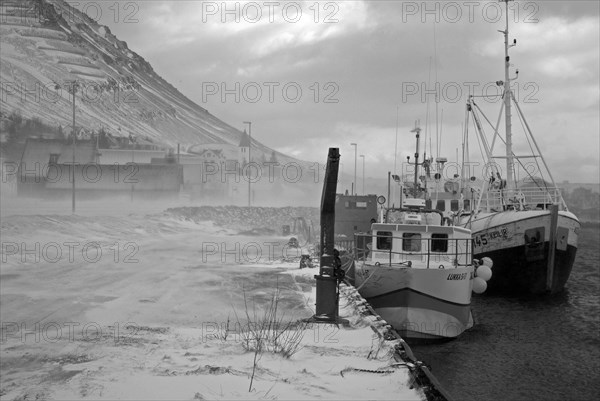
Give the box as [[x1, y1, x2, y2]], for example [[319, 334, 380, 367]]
[[350, 143, 357, 195], [130, 134, 135, 202], [394, 105, 399, 205], [360, 154, 365, 195], [243, 121, 252, 207]]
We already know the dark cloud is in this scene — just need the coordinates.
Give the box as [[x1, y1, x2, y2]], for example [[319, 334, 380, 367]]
[[75, 0, 599, 182]]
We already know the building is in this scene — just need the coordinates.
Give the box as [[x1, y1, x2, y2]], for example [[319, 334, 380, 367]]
[[335, 194, 379, 239], [238, 129, 251, 165], [16, 138, 181, 198], [97, 148, 166, 164], [179, 147, 241, 202], [17, 138, 97, 196]]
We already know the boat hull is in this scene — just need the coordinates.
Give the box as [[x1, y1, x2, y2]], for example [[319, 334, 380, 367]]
[[466, 210, 579, 294], [473, 242, 576, 294], [354, 264, 474, 340]]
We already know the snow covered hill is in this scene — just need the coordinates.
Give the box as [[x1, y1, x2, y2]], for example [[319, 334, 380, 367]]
[[0, 0, 291, 162]]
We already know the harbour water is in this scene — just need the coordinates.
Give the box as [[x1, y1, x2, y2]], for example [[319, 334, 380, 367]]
[[411, 226, 600, 401]]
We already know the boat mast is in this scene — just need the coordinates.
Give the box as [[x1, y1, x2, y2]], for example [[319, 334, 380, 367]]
[[501, 0, 515, 190]]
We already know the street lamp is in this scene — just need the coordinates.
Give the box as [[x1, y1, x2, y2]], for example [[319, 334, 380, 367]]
[[130, 133, 135, 202], [63, 82, 80, 213], [360, 154, 365, 195], [71, 82, 78, 213], [243, 121, 252, 207], [393, 104, 399, 173], [350, 143, 357, 195]]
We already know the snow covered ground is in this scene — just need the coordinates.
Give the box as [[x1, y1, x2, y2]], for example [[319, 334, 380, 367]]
[[0, 210, 423, 400]]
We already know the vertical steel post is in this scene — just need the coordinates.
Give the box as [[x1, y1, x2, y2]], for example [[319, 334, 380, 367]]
[[546, 204, 559, 292]]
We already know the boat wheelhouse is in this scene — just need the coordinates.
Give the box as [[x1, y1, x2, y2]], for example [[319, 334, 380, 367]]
[[353, 196, 483, 341]]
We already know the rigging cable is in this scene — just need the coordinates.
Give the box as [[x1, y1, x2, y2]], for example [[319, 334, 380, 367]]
[[474, 101, 547, 194], [514, 101, 551, 195]]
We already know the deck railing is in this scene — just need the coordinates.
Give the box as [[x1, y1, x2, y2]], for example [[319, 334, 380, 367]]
[[353, 233, 472, 269], [479, 187, 564, 211]]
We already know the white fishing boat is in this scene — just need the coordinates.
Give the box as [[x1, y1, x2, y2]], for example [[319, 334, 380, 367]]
[[353, 128, 490, 341], [459, 0, 579, 294]]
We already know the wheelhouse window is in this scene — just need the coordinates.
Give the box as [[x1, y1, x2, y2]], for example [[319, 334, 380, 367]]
[[345, 201, 368, 209], [436, 200, 445, 211], [450, 200, 459, 211], [463, 199, 471, 211], [402, 233, 421, 252], [431, 233, 448, 252], [376, 231, 392, 250]]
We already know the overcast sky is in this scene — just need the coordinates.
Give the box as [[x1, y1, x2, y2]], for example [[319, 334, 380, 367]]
[[80, 0, 599, 184]]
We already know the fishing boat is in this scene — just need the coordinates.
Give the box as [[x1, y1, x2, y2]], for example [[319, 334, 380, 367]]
[[459, 0, 579, 294], [353, 128, 490, 341]]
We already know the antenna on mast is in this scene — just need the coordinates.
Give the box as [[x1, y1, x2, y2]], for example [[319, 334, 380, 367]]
[[394, 105, 399, 173], [425, 56, 432, 163], [408, 121, 422, 196], [439, 108, 444, 159], [434, 22, 440, 162]]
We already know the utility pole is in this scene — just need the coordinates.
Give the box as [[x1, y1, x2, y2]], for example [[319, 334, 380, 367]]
[[394, 105, 399, 203], [71, 81, 78, 214], [350, 143, 357, 195]]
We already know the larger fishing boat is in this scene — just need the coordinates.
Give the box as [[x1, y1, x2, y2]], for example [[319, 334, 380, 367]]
[[459, 0, 579, 294]]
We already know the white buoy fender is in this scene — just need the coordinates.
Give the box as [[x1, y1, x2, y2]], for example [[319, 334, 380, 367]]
[[473, 277, 487, 294], [481, 257, 493, 268], [477, 265, 493, 281]]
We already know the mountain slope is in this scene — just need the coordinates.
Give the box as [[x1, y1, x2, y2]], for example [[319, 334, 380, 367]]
[[0, 0, 287, 160]]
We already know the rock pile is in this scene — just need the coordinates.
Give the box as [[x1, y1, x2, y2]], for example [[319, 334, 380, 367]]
[[165, 206, 320, 235]]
